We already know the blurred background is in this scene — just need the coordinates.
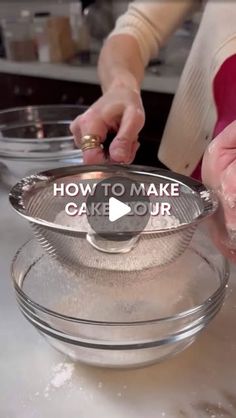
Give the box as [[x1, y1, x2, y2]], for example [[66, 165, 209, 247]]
[[0, 0, 201, 167]]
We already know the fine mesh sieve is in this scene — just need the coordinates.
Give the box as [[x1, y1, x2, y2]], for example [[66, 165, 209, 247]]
[[9, 165, 218, 271]]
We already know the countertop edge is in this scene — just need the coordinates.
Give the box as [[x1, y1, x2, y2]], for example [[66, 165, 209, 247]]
[[0, 59, 179, 94]]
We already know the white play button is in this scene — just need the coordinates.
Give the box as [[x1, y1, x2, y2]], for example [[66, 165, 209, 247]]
[[109, 197, 131, 222], [86, 176, 150, 238]]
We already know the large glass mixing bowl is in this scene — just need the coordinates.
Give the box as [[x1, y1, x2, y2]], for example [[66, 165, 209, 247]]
[[11, 228, 229, 369]]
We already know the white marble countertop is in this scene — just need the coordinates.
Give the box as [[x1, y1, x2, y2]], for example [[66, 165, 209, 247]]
[[1, 175, 236, 418], [0, 58, 180, 94]]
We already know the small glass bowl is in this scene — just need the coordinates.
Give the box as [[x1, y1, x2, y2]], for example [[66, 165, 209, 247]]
[[0, 105, 84, 185], [11, 228, 229, 369]]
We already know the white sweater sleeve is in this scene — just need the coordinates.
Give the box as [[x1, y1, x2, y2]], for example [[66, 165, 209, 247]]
[[108, 0, 198, 66]]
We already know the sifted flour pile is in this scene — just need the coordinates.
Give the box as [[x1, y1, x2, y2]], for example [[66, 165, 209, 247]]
[[24, 244, 202, 323]]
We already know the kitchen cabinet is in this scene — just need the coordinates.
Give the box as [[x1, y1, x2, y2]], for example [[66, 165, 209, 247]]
[[0, 73, 102, 108], [0, 72, 173, 168]]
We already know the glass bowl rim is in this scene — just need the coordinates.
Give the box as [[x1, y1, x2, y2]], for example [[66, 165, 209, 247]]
[[0, 104, 87, 143]]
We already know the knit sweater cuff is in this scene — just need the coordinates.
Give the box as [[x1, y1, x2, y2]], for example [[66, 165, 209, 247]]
[[108, 12, 160, 67], [107, 1, 197, 67]]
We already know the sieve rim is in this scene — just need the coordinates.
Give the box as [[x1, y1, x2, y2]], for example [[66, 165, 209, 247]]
[[9, 164, 219, 236]]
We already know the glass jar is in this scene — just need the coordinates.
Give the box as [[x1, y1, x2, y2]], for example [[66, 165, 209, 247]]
[[2, 14, 37, 62], [33, 12, 51, 63]]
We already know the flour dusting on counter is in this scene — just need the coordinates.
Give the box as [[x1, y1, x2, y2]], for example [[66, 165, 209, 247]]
[[51, 362, 74, 388], [44, 362, 75, 398]]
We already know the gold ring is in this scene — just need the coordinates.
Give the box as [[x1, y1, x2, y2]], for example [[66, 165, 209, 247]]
[[80, 134, 103, 152]]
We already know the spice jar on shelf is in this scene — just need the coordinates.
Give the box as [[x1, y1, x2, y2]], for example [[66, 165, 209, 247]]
[[2, 11, 37, 62], [33, 13, 75, 63]]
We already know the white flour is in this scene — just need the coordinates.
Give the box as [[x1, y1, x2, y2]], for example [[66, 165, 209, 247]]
[[51, 362, 74, 388], [44, 362, 75, 398], [26, 246, 199, 323]]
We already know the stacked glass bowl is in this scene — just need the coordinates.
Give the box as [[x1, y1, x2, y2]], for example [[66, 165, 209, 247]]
[[0, 105, 84, 185]]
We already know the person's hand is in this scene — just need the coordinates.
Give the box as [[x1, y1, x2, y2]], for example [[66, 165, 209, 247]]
[[70, 84, 145, 164], [202, 121, 236, 262]]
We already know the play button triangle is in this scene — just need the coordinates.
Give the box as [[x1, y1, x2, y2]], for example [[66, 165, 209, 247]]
[[109, 197, 131, 222]]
